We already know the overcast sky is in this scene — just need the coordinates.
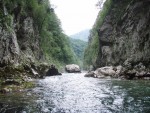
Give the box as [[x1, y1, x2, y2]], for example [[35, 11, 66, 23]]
[[50, 0, 100, 35]]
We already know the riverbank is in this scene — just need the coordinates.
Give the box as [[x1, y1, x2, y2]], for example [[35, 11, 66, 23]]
[[85, 63, 150, 80], [0, 62, 49, 93]]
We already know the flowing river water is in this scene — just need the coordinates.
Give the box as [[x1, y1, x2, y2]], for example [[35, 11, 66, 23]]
[[0, 73, 150, 113]]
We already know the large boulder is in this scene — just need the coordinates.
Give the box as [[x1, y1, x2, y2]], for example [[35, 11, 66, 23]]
[[94, 66, 116, 78], [85, 66, 123, 78], [46, 65, 62, 76], [65, 64, 81, 73]]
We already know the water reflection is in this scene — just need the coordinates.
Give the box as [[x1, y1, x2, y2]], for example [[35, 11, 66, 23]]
[[0, 73, 150, 113]]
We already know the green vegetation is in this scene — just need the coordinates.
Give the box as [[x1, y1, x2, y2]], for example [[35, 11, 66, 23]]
[[0, 0, 77, 68], [26, 0, 77, 66], [83, 0, 112, 69], [70, 38, 87, 67]]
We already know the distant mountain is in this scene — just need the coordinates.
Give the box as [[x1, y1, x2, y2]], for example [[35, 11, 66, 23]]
[[70, 29, 90, 42]]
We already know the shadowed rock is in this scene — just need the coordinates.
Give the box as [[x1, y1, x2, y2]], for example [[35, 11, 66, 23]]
[[46, 65, 62, 76]]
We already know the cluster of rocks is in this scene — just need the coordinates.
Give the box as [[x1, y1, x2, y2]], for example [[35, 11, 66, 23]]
[[120, 62, 150, 80], [85, 62, 150, 80], [85, 66, 122, 79]]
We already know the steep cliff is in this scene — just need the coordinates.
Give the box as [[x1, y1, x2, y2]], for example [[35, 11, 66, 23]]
[[0, 0, 76, 89], [84, 0, 150, 79]]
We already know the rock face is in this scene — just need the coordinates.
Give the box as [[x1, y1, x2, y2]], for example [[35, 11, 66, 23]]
[[65, 64, 81, 73], [96, 0, 150, 67], [0, 2, 45, 79], [88, 0, 150, 79], [0, 14, 42, 67]]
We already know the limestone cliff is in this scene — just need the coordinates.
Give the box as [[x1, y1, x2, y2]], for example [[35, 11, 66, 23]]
[[0, 1, 47, 80], [96, 0, 150, 67], [0, 0, 76, 87], [85, 0, 150, 79]]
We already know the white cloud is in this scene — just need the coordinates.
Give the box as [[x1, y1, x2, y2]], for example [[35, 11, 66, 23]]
[[50, 0, 100, 35]]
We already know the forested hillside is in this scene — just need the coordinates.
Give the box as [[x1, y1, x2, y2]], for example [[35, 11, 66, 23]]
[[70, 38, 87, 66]]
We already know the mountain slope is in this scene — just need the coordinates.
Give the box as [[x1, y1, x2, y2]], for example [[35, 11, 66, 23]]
[[70, 38, 87, 62], [70, 29, 90, 42]]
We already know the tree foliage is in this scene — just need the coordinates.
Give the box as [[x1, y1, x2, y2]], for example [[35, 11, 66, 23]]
[[70, 38, 87, 67], [29, 0, 77, 65], [0, 0, 77, 67]]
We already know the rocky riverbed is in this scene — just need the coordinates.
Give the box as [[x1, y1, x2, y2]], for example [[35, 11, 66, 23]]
[[85, 62, 150, 80]]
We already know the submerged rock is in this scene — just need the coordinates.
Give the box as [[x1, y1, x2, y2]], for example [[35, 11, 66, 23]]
[[65, 64, 81, 73], [46, 65, 61, 76]]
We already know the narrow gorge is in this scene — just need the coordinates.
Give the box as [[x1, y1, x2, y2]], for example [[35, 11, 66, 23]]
[[0, 0, 150, 112]]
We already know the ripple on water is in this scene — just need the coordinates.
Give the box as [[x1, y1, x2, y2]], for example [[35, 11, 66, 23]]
[[0, 73, 150, 113]]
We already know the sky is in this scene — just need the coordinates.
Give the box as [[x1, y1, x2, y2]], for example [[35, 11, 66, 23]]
[[50, 0, 100, 35]]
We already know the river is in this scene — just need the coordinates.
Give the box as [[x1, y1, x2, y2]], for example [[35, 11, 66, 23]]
[[0, 73, 150, 113]]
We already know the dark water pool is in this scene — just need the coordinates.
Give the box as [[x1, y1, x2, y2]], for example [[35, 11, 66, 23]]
[[0, 73, 150, 113]]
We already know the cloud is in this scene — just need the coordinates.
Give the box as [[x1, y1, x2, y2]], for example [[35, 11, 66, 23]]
[[50, 0, 100, 35]]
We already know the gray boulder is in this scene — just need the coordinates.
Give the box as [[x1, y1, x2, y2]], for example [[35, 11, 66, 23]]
[[65, 64, 81, 73], [85, 66, 123, 78], [94, 66, 116, 78]]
